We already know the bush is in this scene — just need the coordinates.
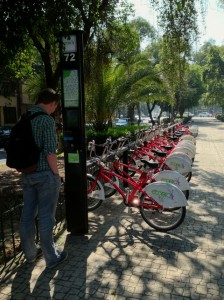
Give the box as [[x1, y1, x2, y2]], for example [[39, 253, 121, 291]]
[[182, 116, 192, 124], [216, 114, 224, 121], [86, 124, 151, 144], [161, 117, 170, 125]]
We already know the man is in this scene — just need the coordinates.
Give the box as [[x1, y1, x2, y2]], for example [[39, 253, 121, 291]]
[[20, 88, 68, 268]]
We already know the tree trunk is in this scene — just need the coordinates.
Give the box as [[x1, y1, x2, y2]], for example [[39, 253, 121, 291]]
[[127, 104, 135, 124], [146, 100, 156, 125]]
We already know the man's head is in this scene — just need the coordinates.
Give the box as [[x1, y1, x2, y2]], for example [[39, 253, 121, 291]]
[[36, 88, 60, 115], [36, 88, 60, 105]]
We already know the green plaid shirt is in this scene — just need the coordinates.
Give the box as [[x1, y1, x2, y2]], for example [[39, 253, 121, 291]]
[[29, 106, 57, 172]]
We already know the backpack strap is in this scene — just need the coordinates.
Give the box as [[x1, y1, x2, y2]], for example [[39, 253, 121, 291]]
[[24, 111, 48, 120]]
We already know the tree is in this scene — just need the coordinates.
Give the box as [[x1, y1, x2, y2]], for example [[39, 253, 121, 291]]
[[149, 0, 200, 120], [202, 45, 224, 108], [0, 0, 133, 90], [178, 65, 204, 116], [129, 17, 156, 46], [84, 19, 140, 130], [85, 49, 162, 130]]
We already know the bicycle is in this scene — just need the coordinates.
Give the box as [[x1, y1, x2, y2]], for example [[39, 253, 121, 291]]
[[127, 140, 192, 181], [92, 148, 190, 198], [87, 156, 188, 232]]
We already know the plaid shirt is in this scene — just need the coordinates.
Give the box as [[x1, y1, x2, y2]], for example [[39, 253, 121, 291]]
[[28, 105, 57, 172]]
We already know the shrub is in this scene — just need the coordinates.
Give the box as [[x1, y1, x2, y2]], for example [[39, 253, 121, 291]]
[[86, 125, 150, 144], [216, 114, 224, 121]]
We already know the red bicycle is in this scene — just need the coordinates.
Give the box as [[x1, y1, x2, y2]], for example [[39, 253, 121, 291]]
[[87, 156, 188, 232], [127, 140, 192, 181]]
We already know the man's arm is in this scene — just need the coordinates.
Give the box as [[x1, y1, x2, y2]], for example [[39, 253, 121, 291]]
[[47, 153, 59, 175]]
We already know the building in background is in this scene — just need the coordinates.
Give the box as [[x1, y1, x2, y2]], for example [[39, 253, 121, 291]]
[[0, 80, 31, 127]]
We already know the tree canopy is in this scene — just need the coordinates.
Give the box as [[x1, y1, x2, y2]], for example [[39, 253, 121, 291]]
[[1, 0, 224, 126], [0, 0, 133, 89]]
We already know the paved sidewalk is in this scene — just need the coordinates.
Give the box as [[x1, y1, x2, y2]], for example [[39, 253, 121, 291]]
[[0, 117, 224, 299]]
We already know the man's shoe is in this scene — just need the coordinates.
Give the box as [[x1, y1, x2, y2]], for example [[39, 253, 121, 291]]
[[26, 248, 43, 263], [47, 251, 68, 269]]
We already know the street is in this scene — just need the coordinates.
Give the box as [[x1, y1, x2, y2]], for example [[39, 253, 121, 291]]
[[0, 148, 6, 165]]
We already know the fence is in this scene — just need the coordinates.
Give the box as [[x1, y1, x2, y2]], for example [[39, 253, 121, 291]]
[[0, 123, 179, 276]]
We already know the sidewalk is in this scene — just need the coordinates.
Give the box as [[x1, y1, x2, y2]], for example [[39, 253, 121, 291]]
[[0, 117, 224, 300]]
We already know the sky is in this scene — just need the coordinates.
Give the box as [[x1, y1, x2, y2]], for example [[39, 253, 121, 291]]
[[128, 0, 224, 47]]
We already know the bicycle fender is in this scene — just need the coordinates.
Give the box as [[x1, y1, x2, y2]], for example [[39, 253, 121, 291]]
[[189, 125, 198, 137], [144, 182, 188, 208], [87, 173, 105, 200], [178, 140, 196, 149], [181, 135, 196, 144], [173, 146, 195, 159], [164, 156, 192, 174], [176, 142, 196, 155], [168, 152, 192, 166], [152, 170, 190, 191]]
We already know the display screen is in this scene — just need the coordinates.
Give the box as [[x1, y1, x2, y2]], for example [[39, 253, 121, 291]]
[[63, 69, 79, 107], [65, 109, 79, 129]]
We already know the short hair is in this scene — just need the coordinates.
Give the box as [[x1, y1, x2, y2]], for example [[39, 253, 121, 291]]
[[35, 88, 60, 104]]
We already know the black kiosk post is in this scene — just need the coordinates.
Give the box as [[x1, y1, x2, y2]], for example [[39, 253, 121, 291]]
[[59, 31, 88, 235]]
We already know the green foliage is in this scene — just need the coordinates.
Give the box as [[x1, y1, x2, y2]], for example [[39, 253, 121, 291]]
[[86, 124, 150, 143], [149, 0, 201, 119], [190, 42, 224, 110], [160, 117, 170, 125], [85, 41, 162, 131], [0, 0, 133, 91], [216, 114, 224, 121], [174, 115, 192, 124], [130, 17, 156, 43], [8, 46, 42, 80], [109, 21, 140, 64], [176, 64, 204, 116], [202, 45, 224, 108]]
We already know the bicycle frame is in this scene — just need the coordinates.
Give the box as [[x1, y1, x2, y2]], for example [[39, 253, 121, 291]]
[[108, 157, 190, 195], [91, 159, 188, 210], [112, 158, 155, 185], [91, 163, 166, 210], [97, 167, 146, 201]]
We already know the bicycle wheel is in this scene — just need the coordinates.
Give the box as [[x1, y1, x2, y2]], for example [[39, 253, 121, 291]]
[[92, 170, 117, 198], [139, 194, 186, 231], [87, 174, 104, 211]]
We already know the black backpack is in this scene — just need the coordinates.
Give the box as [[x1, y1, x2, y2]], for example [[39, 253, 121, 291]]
[[6, 111, 47, 173]]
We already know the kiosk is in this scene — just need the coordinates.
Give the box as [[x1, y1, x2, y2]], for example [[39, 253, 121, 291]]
[[59, 31, 88, 235]]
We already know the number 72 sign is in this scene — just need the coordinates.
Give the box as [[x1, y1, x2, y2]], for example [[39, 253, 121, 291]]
[[64, 53, 76, 62], [62, 35, 77, 62]]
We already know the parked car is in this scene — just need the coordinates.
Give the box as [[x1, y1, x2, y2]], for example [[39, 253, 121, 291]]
[[115, 118, 129, 126], [0, 126, 12, 136], [198, 112, 212, 117], [140, 118, 151, 125], [0, 126, 12, 148]]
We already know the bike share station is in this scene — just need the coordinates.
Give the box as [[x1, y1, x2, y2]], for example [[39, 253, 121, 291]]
[[59, 31, 88, 235]]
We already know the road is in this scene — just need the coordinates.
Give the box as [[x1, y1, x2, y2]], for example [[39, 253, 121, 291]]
[[0, 148, 6, 165]]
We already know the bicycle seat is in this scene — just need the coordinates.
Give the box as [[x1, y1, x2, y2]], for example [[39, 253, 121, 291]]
[[162, 145, 173, 150], [168, 136, 179, 142], [174, 132, 183, 137], [141, 159, 159, 169], [151, 149, 167, 157]]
